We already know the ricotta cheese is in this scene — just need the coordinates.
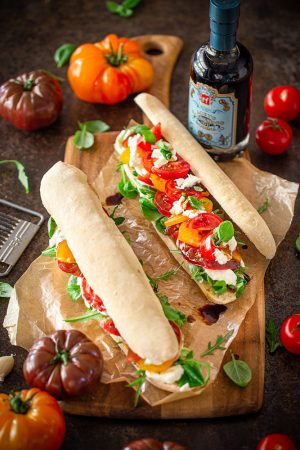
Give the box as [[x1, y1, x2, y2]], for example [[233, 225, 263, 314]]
[[151, 145, 177, 169], [226, 236, 237, 253], [128, 134, 148, 176], [176, 174, 201, 190], [146, 365, 184, 384], [49, 228, 65, 248], [182, 209, 200, 219], [205, 268, 237, 286], [214, 249, 230, 265], [170, 196, 187, 215]]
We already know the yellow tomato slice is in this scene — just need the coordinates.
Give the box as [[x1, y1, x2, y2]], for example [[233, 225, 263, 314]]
[[56, 240, 76, 264], [200, 198, 213, 213], [232, 249, 242, 262], [165, 214, 188, 227], [150, 174, 167, 192], [119, 147, 130, 164], [138, 355, 178, 373], [178, 221, 202, 247]]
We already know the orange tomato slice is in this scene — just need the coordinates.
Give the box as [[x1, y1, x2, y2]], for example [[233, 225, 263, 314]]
[[199, 198, 213, 213], [119, 147, 130, 164], [150, 174, 167, 192], [178, 221, 202, 247], [138, 355, 178, 373], [56, 240, 76, 264], [165, 214, 188, 227], [232, 249, 242, 262]]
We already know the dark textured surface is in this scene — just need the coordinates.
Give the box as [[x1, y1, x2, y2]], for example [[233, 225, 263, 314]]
[[0, 0, 300, 449]]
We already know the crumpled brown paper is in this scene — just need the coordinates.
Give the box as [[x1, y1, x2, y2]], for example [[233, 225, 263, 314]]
[[3, 154, 298, 407]]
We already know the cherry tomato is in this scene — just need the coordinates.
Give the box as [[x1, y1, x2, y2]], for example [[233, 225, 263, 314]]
[[137, 174, 154, 186], [57, 260, 81, 276], [154, 191, 173, 217], [188, 212, 222, 231], [165, 180, 182, 201], [152, 159, 190, 180], [257, 433, 297, 450], [177, 213, 222, 248], [81, 277, 106, 312], [256, 118, 292, 155], [199, 231, 218, 261], [280, 314, 300, 354], [142, 151, 154, 172], [264, 86, 300, 122], [102, 318, 120, 336]]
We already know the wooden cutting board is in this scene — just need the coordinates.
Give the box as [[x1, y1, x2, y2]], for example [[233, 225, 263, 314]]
[[63, 35, 265, 419]]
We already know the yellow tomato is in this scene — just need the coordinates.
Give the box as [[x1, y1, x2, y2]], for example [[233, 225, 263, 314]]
[[200, 198, 213, 213], [56, 240, 76, 263], [150, 174, 167, 192], [165, 214, 188, 227], [119, 147, 130, 164], [178, 221, 202, 247]]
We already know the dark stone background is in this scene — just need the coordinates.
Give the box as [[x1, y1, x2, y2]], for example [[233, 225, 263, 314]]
[[0, 0, 299, 449]]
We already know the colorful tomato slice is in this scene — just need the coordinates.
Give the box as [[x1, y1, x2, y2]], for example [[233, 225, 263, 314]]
[[142, 152, 154, 172], [165, 214, 188, 227], [188, 212, 222, 230], [154, 191, 173, 217], [199, 231, 218, 261], [56, 240, 76, 264], [119, 147, 130, 164], [177, 213, 222, 248], [137, 174, 154, 186], [150, 173, 167, 192], [165, 223, 180, 240], [152, 159, 190, 180], [57, 260, 81, 276], [102, 318, 121, 337], [178, 221, 203, 247], [81, 277, 106, 312], [165, 179, 182, 200]]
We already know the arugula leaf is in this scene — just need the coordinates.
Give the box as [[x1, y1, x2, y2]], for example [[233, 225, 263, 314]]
[[131, 125, 156, 144], [146, 274, 158, 292], [0, 282, 13, 298], [201, 330, 233, 357], [235, 275, 247, 298], [67, 276, 81, 302], [155, 216, 167, 234], [223, 351, 252, 388], [109, 205, 125, 226], [176, 348, 211, 388], [73, 120, 110, 150], [266, 318, 281, 354], [157, 293, 187, 328], [295, 233, 300, 254], [189, 265, 206, 282], [64, 310, 105, 323], [157, 140, 173, 160], [47, 217, 57, 239], [190, 264, 245, 297], [0, 160, 29, 194], [138, 184, 156, 200], [54, 43, 76, 68], [41, 245, 56, 257], [118, 167, 138, 199], [257, 198, 269, 215], [156, 264, 182, 282], [127, 369, 146, 407], [213, 220, 234, 245], [188, 196, 205, 211], [139, 198, 161, 221], [213, 208, 225, 219]]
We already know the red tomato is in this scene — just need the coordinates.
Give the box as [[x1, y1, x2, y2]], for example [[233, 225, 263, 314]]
[[57, 260, 81, 276], [188, 212, 222, 231], [138, 123, 162, 152], [264, 86, 300, 122], [199, 231, 218, 261], [152, 159, 190, 180], [165, 223, 180, 240], [178, 240, 240, 270], [102, 318, 121, 336], [142, 152, 154, 172], [81, 277, 106, 312], [127, 348, 142, 363], [154, 191, 173, 217], [137, 174, 154, 186], [280, 314, 300, 354], [165, 180, 182, 201], [257, 434, 297, 450], [256, 118, 292, 155]]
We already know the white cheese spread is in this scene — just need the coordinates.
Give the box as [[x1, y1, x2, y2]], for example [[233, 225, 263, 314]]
[[146, 365, 184, 384], [226, 236, 237, 253], [151, 145, 177, 169], [128, 134, 148, 176], [176, 174, 201, 190], [214, 249, 230, 265], [205, 268, 237, 286], [170, 196, 187, 215], [182, 209, 199, 219], [49, 228, 65, 248]]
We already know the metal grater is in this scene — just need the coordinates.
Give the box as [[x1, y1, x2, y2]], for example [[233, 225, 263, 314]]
[[0, 199, 44, 277]]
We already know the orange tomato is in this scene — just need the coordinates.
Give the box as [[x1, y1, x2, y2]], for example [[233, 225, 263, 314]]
[[0, 388, 66, 450], [199, 198, 213, 213], [68, 34, 154, 104], [150, 174, 167, 192], [119, 147, 131, 164], [165, 214, 188, 227], [56, 240, 76, 264], [178, 221, 202, 247]]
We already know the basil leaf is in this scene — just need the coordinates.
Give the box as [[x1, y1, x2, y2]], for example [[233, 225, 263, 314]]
[[73, 125, 94, 150], [223, 352, 252, 388], [295, 233, 300, 254], [266, 318, 281, 354], [139, 198, 161, 221], [188, 196, 205, 211], [119, 7, 133, 17], [54, 43, 76, 68], [155, 216, 167, 234], [235, 275, 247, 298], [216, 220, 234, 244], [123, 0, 141, 7], [0, 160, 29, 194], [131, 125, 156, 144], [41, 245, 56, 257], [0, 282, 13, 298], [158, 293, 187, 328], [47, 217, 57, 239], [81, 120, 110, 134], [118, 180, 138, 199], [178, 361, 205, 387], [106, 1, 121, 13], [157, 140, 173, 160], [257, 198, 269, 215], [67, 276, 81, 302], [64, 310, 104, 323], [138, 184, 155, 200]]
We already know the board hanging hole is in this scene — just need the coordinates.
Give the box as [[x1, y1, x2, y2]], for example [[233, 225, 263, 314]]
[[144, 42, 163, 56]]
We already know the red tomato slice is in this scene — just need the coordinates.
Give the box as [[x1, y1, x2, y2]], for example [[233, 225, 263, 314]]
[[127, 348, 142, 363], [165, 180, 182, 201], [280, 314, 300, 354], [177, 240, 239, 270], [257, 433, 297, 450], [137, 174, 154, 186], [152, 159, 190, 180], [81, 277, 106, 312], [165, 223, 180, 240], [137, 123, 162, 152], [102, 318, 121, 337], [154, 191, 173, 217], [199, 231, 218, 261], [187, 212, 222, 231], [138, 140, 152, 152], [142, 152, 154, 172], [57, 260, 81, 276]]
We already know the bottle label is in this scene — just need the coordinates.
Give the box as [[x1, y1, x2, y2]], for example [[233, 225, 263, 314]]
[[188, 79, 238, 151]]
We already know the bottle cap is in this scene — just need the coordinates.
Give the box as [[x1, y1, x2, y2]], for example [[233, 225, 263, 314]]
[[210, 0, 240, 51]]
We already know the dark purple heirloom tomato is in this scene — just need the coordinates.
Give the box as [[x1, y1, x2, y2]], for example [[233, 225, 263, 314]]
[[0, 70, 63, 131], [23, 329, 103, 399], [122, 438, 187, 450]]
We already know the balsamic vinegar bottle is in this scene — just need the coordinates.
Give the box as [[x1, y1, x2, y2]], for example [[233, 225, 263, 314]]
[[188, 0, 253, 161]]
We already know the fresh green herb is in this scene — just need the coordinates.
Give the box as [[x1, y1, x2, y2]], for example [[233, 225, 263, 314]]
[[67, 276, 81, 302], [213, 208, 225, 219], [201, 330, 233, 357], [132, 169, 138, 177], [116, 161, 124, 172], [127, 369, 146, 407], [176, 348, 211, 388], [158, 294, 187, 328], [131, 124, 156, 144], [146, 274, 158, 292], [54, 43, 76, 68], [234, 230, 247, 248], [188, 196, 205, 211], [139, 198, 161, 221], [156, 264, 183, 281], [118, 166, 138, 199], [0, 282, 13, 298], [257, 198, 269, 215], [0, 160, 29, 194], [157, 139, 173, 160], [266, 318, 281, 354], [138, 184, 156, 200], [73, 120, 110, 150], [295, 233, 300, 254], [41, 245, 56, 257], [106, 0, 141, 18], [109, 205, 125, 226], [213, 220, 234, 246], [235, 274, 247, 298], [47, 217, 57, 239], [64, 310, 104, 323], [189, 265, 206, 282], [194, 186, 204, 192], [223, 351, 252, 388], [155, 216, 167, 234]]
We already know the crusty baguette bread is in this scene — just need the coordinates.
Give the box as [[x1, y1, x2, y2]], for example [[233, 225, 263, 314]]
[[40, 161, 179, 366], [134, 93, 276, 260]]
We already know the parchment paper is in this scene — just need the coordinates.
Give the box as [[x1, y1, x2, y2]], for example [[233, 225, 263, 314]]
[[3, 155, 298, 406]]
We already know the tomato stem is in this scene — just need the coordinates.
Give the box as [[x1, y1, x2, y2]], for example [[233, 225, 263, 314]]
[[52, 342, 70, 365], [291, 322, 300, 333], [22, 79, 34, 91], [9, 393, 33, 415], [106, 41, 128, 67]]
